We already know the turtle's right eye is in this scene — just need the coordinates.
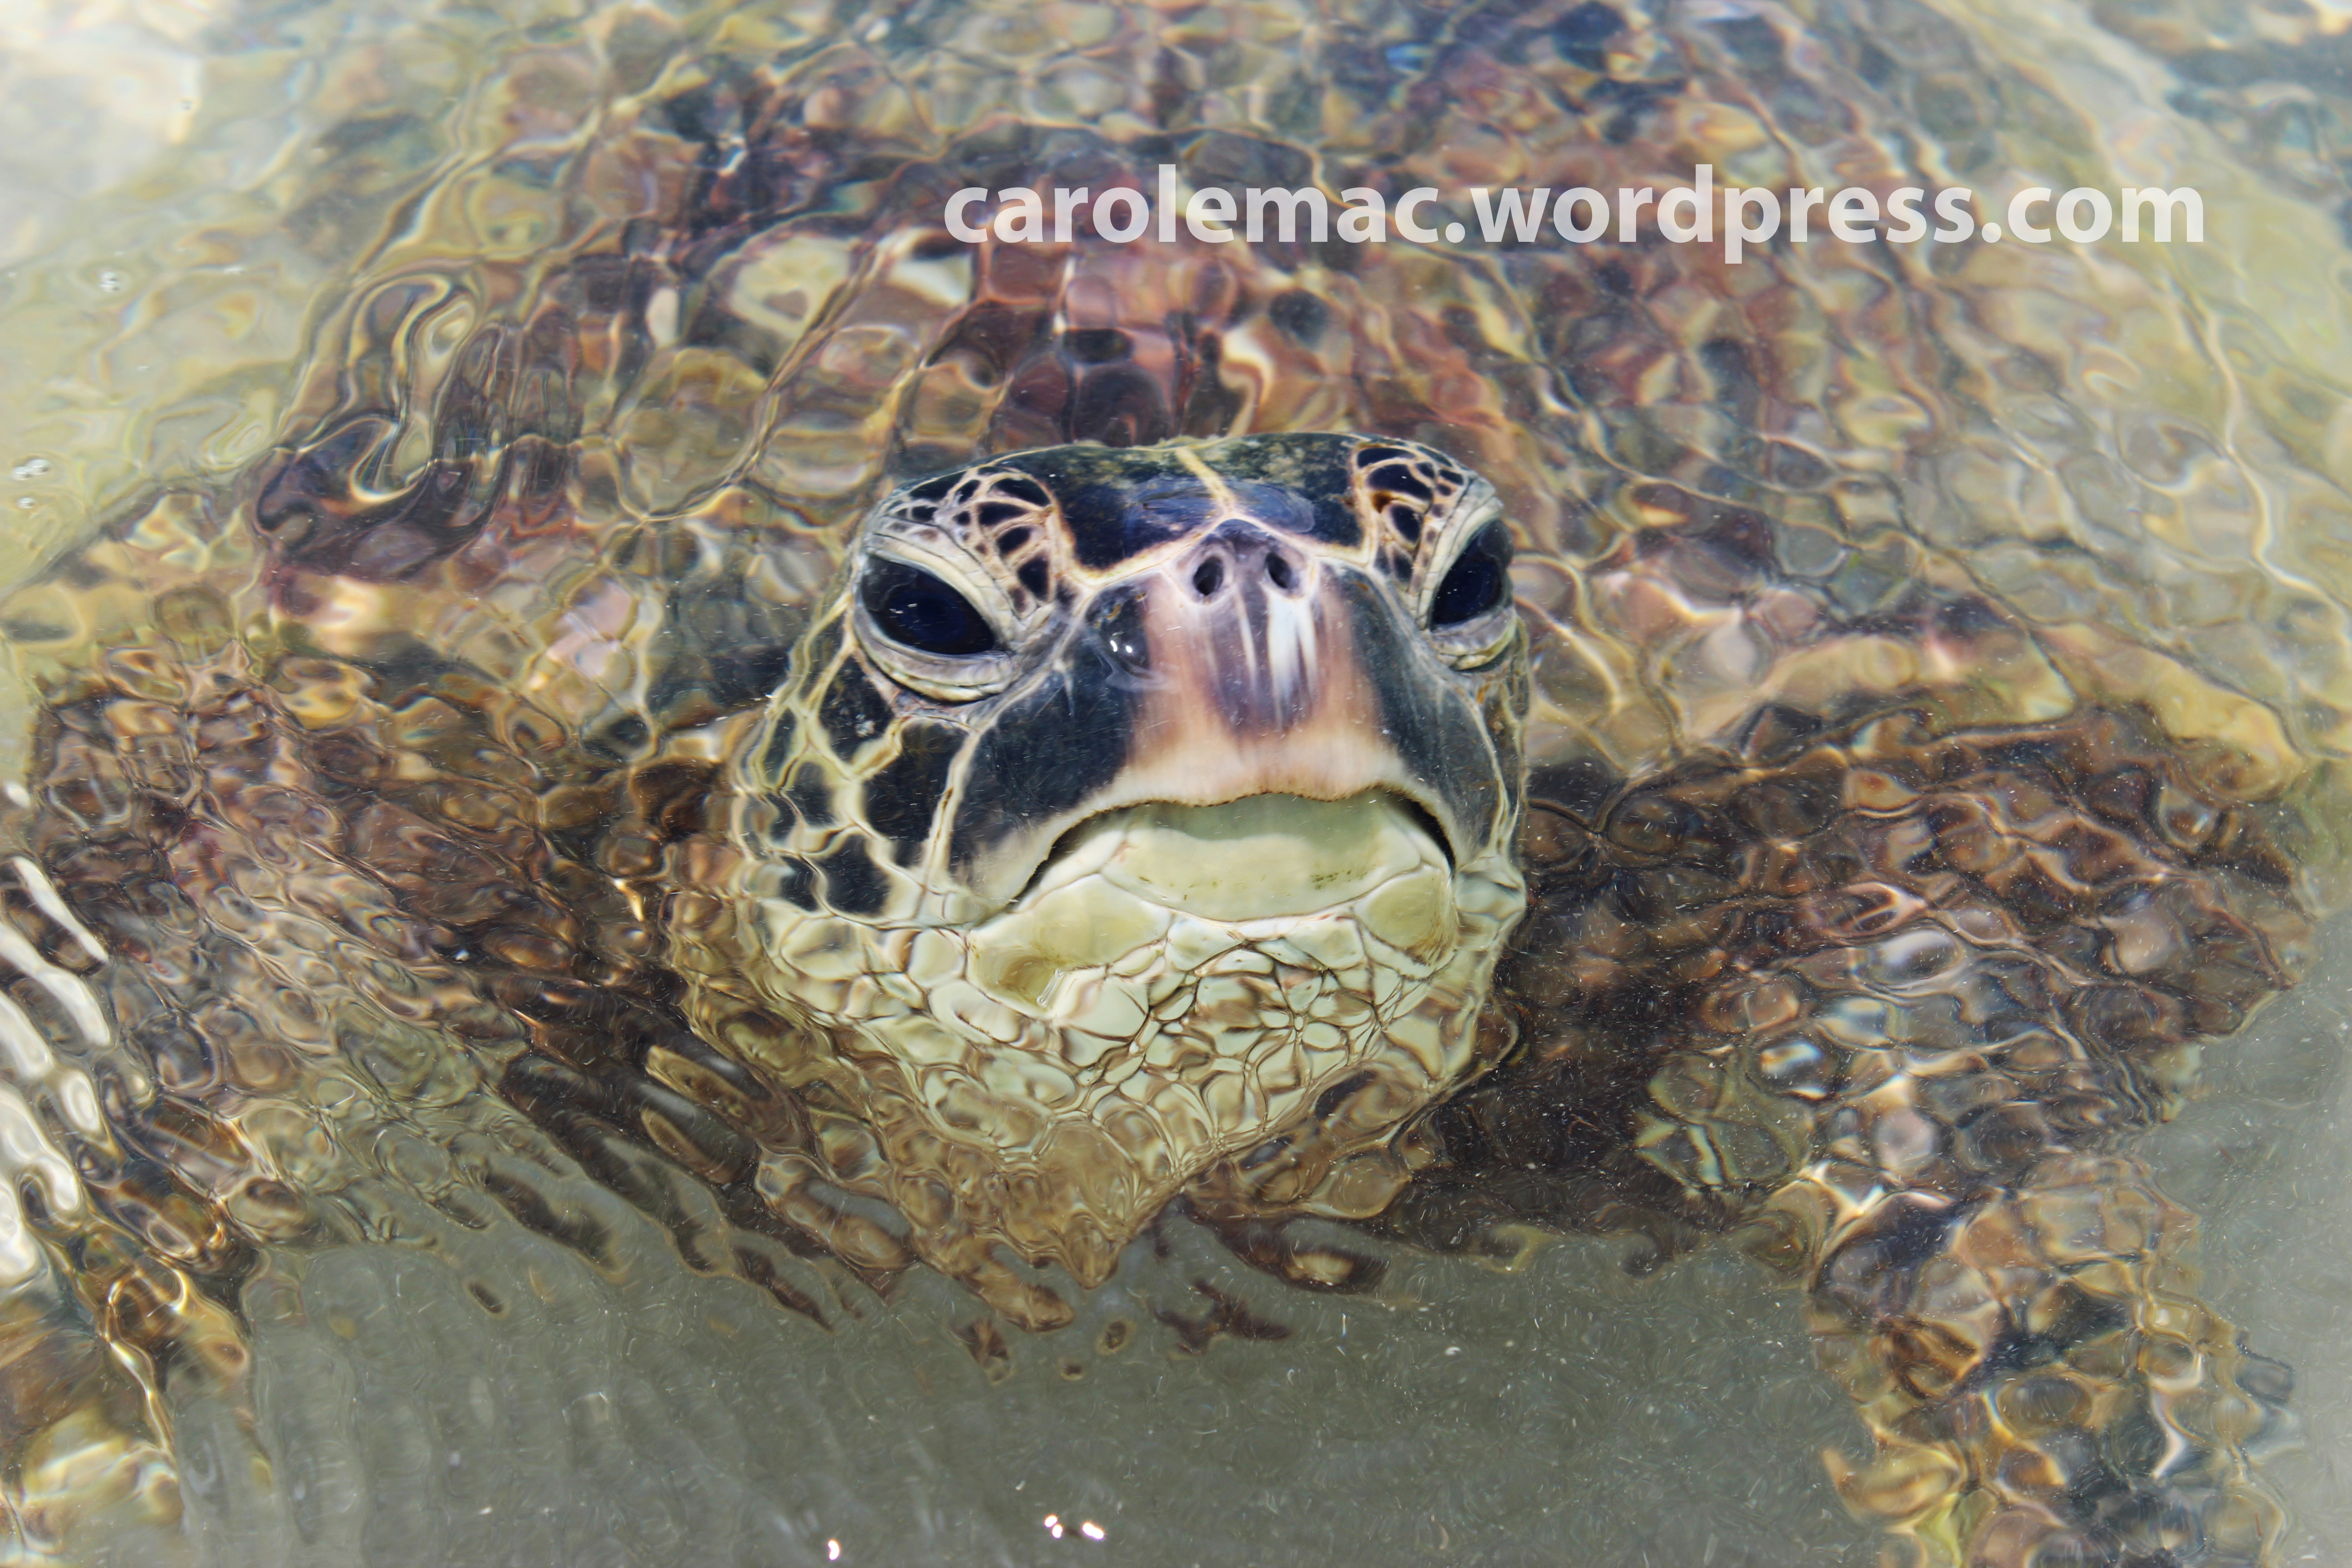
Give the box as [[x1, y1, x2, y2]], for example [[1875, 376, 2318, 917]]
[[862, 559, 1000, 657]]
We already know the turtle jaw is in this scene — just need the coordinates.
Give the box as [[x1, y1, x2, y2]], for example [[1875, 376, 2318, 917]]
[[698, 789, 1525, 1293]]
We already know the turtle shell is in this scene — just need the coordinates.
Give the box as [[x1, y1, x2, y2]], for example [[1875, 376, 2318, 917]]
[[0, 0, 2347, 1564]]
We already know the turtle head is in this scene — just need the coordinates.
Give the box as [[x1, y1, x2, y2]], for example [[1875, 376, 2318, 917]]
[[681, 435, 1529, 1291]]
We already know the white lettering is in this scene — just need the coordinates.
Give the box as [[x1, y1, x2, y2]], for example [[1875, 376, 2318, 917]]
[[1247, 187, 1330, 243], [945, 187, 989, 243], [1338, 188, 1389, 243], [1884, 187, 1927, 244], [2122, 187, 2201, 242], [1828, 187, 1879, 243], [1657, 165, 1714, 243], [1788, 187, 1825, 242], [1094, 187, 1147, 243], [1053, 186, 1088, 244], [2055, 188, 2112, 243], [1723, 186, 1779, 264], [1553, 188, 1608, 242], [1396, 188, 1443, 244], [1617, 187, 1655, 243], [1931, 187, 1975, 242], [2008, 187, 2053, 243], [994, 187, 1044, 245], [1473, 186, 1551, 242], [1186, 187, 1236, 243]]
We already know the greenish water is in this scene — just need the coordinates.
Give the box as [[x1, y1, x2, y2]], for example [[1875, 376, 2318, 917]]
[[5, 0, 2352, 1563]]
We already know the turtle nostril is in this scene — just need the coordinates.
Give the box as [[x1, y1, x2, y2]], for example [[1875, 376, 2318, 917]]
[[1265, 552, 1297, 592], [1192, 558, 1224, 597]]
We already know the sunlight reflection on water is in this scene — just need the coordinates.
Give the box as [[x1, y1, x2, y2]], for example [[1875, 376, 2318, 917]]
[[3, 0, 2351, 1563]]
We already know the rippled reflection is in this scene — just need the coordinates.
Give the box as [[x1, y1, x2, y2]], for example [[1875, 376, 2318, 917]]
[[2, 0, 2351, 1563]]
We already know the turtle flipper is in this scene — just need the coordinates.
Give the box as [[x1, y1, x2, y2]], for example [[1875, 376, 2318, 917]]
[[0, 851, 252, 1552], [1461, 705, 2311, 1566], [1770, 1146, 2290, 1567]]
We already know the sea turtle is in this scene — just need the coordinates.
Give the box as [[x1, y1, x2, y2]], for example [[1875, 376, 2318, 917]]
[[0, 0, 2347, 1563]]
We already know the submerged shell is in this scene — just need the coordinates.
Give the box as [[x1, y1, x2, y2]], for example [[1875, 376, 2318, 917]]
[[1, 0, 2348, 1563]]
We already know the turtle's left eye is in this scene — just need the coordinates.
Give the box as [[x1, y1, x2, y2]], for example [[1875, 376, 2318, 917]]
[[1429, 520, 1511, 628], [862, 559, 1000, 657]]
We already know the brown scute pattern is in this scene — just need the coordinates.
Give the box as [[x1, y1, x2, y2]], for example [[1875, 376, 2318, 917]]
[[1389, 706, 2307, 1567], [1352, 441, 1471, 588], [865, 463, 1066, 617], [5, 642, 922, 1533], [0, 0, 2346, 1558]]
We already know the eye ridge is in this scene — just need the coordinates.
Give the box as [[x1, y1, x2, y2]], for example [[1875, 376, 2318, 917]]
[[862, 559, 1001, 657], [1428, 520, 1512, 630]]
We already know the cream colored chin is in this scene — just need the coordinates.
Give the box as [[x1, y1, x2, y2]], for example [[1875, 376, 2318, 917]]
[[1028, 790, 1453, 924], [724, 789, 1499, 1290]]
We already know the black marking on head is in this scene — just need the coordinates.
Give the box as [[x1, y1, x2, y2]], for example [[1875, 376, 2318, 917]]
[[775, 856, 819, 911], [907, 473, 958, 503], [996, 476, 1050, 508], [818, 660, 895, 760], [947, 638, 1133, 881], [1210, 435, 1361, 546], [756, 712, 799, 784], [1055, 485, 1140, 569], [1387, 503, 1422, 543], [1067, 478, 1217, 570], [1335, 571, 1506, 849], [997, 447, 1195, 570], [1016, 558, 1050, 598], [817, 836, 891, 917], [785, 760, 837, 827], [996, 525, 1032, 553], [975, 501, 1028, 529], [995, 438, 1376, 567], [799, 616, 844, 681], [763, 791, 798, 842], [1365, 461, 1433, 502], [864, 720, 965, 863]]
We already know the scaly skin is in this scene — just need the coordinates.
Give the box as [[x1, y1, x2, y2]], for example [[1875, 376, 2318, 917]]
[[1, 0, 2347, 1561]]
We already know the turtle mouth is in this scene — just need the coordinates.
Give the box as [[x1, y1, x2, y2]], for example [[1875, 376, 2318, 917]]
[[1008, 789, 1457, 923], [957, 788, 1468, 1022]]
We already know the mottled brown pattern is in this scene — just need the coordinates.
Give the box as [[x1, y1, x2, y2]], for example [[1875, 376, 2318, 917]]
[[0, 0, 2347, 1563]]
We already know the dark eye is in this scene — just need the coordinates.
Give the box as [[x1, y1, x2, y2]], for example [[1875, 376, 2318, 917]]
[[1429, 521, 1512, 628], [862, 559, 1000, 657]]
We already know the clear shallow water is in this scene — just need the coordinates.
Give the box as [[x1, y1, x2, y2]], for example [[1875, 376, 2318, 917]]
[[54, 951, 2352, 1568], [5, 0, 2352, 1563]]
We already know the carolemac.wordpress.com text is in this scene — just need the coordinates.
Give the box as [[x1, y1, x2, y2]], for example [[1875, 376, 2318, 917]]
[[944, 165, 2203, 263]]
